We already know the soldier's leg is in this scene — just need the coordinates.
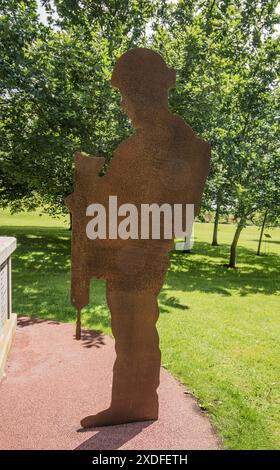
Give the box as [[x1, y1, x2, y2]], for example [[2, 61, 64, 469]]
[[109, 285, 161, 416], [81, 280, 162, 428]]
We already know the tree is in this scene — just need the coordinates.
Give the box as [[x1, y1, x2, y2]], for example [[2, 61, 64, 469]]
[[256, 210, 280, 256], [1, 0, 279, 257], [227, 84, 279, 268], [0, 0, 154, 215], [256, 209, 268, 256], [150, 0, 279, 265], [0, 0, 41, 211]]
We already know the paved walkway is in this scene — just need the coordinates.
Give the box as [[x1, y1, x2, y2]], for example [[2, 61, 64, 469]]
[[0, 318, 220, 450]]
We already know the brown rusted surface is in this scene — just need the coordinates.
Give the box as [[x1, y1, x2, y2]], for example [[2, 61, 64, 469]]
[[65, 48, 210, 428]]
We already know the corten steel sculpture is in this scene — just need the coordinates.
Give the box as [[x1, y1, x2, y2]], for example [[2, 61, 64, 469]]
[[65, 48, 210, 428]]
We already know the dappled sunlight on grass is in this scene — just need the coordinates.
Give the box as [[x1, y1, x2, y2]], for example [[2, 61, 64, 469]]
[[168, 240, 280, 297], [0, 210, 280, 449]]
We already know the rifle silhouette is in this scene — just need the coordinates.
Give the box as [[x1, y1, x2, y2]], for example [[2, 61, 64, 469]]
[[65, 152, 105, 339]]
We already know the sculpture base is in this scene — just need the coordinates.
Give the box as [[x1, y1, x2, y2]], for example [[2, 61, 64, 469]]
[[0, 313, 17, 381]]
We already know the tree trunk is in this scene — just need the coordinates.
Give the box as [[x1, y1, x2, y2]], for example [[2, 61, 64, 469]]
[[257, 209, 268, 256], [229, 218, 245, 268], [68, 212, 72, 231], [212, 199, 221, 246]]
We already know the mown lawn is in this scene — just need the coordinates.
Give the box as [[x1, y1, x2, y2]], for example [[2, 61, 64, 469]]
[[0, 210, 279, 450]]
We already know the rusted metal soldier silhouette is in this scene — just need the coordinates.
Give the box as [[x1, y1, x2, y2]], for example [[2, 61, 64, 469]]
[[66, 48, 210, 428]]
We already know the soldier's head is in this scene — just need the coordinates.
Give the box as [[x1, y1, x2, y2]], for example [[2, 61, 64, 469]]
[[111, 48, 176, 128]]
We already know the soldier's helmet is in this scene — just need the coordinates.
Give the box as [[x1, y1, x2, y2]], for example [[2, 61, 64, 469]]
[[111, 48, 176, 100]]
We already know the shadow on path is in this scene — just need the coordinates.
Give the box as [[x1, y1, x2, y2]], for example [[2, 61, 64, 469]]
[[17, 316, 106, 349], [75, 421, 153, 450]]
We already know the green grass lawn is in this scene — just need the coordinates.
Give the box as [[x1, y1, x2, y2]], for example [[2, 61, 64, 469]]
[[1, 209, 280, 449]]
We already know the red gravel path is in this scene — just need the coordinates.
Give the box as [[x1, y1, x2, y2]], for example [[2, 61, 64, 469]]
[[0, 318, 220, 450]]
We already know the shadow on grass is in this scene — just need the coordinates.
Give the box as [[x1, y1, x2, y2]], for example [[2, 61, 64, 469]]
[[1, 226, 279, 329], [159, 294, 190, 314], [250, 239, 280, 246], [0, 226, 109, 329], [1, 226, 72, 274], [167, 242, 280, 297]]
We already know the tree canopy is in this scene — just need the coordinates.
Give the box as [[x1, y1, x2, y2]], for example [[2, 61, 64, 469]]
[[0, 0, 279, 263]]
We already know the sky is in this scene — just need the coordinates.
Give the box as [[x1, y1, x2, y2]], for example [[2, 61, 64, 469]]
[[36, 0, 280, 33], [36, 0, 179, 26], [36, 0, 48, 25], [36, 0, 58, 26]]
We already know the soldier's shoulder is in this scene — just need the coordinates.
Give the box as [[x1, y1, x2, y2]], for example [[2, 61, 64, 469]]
[[171, 113, 197, 141], [170, 113, 210, 171], [114, 133, 138, 157], [171, 114, 209, 147]]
